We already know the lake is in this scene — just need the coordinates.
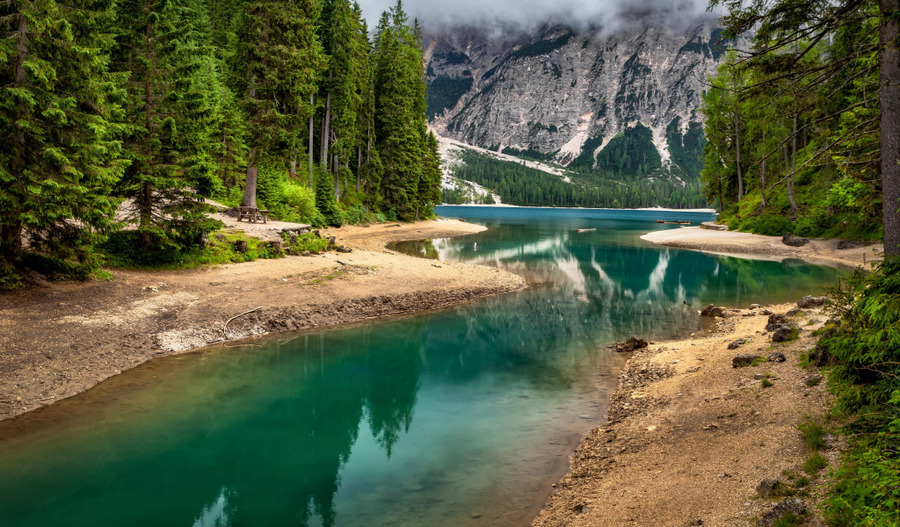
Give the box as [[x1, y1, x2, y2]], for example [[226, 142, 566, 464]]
[[0, 206, 844, 527]]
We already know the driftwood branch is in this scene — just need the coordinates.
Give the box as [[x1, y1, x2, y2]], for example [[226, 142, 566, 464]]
[[223, 306, 263, 338]]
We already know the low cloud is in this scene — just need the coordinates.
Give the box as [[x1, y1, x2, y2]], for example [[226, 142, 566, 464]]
[[355, 0, 718, 32]]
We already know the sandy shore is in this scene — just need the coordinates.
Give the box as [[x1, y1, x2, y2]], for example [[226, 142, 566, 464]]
[[0, 220, 525, 422], [642, 226, 883, 269], [533, 303, 838, 526]]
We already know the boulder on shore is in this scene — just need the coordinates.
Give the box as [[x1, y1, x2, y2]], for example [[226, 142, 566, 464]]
[[700, 304, 728, 318], [782, 233, 809, 247], [765, 313, 788, 331], [615, 336, 649, 352], [797, 295, 827, 309], [732, 354, 763, 368], [757, 498, 806, 527], [772, 325, 798, 343]]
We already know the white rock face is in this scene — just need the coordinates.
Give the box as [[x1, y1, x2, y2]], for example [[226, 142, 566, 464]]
[[426, 19, 733, 168]]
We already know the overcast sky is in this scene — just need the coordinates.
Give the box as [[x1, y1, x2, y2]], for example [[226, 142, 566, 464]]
[[354, 0, 717, 31]]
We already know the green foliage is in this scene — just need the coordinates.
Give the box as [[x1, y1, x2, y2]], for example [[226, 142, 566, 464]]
[[803, 453, 827, 475], [453, 151, 706, 209], [426, 75, 473, 119], [99, 224, 300, 269], [595, 124, 662, 177], [281, 231, 329, 254], [0, 0, 125, 277], [510, 32, 574, 59], [817, 258, 900, 525], [761, 378, 774, 388], [315, 170, 343, 226], [568, 134, 605, 170], [666, 117, 706, 179], [799, 420, 826, 451], [772, 512, 801, 527]]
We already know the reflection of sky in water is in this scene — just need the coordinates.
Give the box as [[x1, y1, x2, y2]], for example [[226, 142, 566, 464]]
[[0, 207, 845, 527]]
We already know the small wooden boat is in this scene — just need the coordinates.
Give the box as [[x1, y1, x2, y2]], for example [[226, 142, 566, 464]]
[[677, 221, 691, 225], [656, 219, 666, 223], [576, 228, 596, 233]]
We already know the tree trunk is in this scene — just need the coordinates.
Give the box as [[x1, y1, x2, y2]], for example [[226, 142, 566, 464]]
[[760, 131, 768, 210], [309, 94, 314, 187], [241, 147, 259, 208], [4, 13, 28, 266], [320, 92, 331, 170], [138, 182, 153, 249], [333, 152, 340, 203], [790, 111, 799, 213], [880, 0, 900, 255], [735, 116, 744, 201], [784, 145, 799, 213], [357, 147, 362, 193]]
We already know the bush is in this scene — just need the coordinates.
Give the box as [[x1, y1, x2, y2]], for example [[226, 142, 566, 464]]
[[741, 214, 793, 236], [820, 258, 900, 525], [803, 453, 827, 475]]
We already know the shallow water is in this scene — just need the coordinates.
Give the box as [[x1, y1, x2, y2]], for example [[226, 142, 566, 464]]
[[0, 207, 844, 527]]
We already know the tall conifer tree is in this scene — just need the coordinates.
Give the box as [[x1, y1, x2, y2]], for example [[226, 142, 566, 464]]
[[114, 0, 222, 249], [233, 0, 325, 208], [372, 1, 427, 220], [0, 0, 125, 274]]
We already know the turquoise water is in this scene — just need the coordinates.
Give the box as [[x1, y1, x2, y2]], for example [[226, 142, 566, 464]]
[[0, 207, 844, 527]]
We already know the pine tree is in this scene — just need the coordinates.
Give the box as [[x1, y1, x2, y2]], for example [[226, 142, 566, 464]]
[[233, 0, 325, 208], [0, 0, 125, 276], [113, 0, 222, 250], [372, 1, 427, 220]]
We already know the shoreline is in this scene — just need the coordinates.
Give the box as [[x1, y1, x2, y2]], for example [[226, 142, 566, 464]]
[[0, 220, 526, 422], [641, 226, 883, 269], [533, 302, 837, 526]]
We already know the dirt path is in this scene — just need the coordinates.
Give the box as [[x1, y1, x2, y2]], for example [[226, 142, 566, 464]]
[[533, 303, 838, 526], [642, 226, 882, 269], [0, 220, 525, 422]]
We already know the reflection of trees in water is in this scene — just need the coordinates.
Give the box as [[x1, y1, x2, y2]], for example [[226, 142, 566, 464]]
[[0, 327, 429, 527]]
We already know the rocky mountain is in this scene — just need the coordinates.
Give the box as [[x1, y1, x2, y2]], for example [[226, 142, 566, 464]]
[[424, 19, 732, 179]]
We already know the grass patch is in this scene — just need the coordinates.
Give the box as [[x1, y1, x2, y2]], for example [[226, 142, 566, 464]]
[[803, 453, 827, 475], [773, 512, 802, 527], [799, 419, 827, 451], [281, 232, 329, 254], [761, 378, 774, 388], [751, 357, 770, 366], [102, 229, 284, 269]]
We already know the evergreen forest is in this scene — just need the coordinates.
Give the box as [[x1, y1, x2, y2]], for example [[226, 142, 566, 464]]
[[705, 1, 899, 524], [445, 150, 707, 209], [0, 0, 441, 282]]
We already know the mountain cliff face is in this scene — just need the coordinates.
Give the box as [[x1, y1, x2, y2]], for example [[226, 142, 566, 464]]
[[425, 20, 730, 178]]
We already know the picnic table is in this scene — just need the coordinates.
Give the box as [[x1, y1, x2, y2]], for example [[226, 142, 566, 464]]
[[237, 206, 271, 224]]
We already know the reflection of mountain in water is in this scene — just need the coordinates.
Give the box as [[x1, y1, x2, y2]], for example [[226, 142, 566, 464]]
[[0, 213, 845, 527]]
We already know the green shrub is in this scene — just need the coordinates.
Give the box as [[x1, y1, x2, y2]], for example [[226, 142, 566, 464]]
[[743, 214, 793, 236], [799, 420, 826, 451], [772, 512, 801, 527], [803, 453, 827, 475], [282, 232, 329, 254]]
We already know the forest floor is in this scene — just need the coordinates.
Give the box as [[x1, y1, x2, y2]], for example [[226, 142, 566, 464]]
[[533, 302, 840, 527], [642, 226, 883, 269], [0, 220, 525, 422]]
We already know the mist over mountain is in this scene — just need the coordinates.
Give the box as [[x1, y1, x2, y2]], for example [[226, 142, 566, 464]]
[[357, 0, 716, 32]]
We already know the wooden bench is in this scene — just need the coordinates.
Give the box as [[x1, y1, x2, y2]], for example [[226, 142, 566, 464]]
[[237, 206, 271, 224]]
